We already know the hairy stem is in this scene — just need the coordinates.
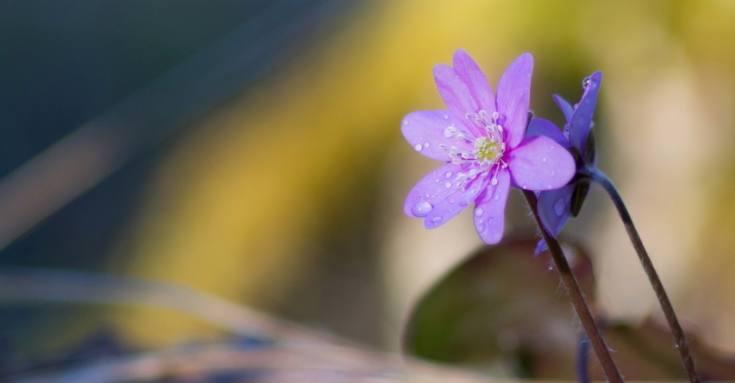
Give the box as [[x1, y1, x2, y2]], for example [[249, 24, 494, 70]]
[[584, 168, 699, 383], [523, 191, 623, 383]]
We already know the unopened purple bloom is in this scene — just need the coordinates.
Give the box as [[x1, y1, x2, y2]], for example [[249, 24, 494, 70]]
[[402, 50, 575, 244], [528, 72, 602, 253]]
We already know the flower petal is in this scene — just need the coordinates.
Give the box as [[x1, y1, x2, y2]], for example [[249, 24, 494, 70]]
[[433, 64, 479, 116], [538, 185, 573, 236], [452, 50, 495, 114], [508, 135, 575, 191], [534, 185, 573, 254], [425, 172, 488, 229], [525, 117, 570, 148], [569, 72, 602, 150], [552, 94, 574, 122], [496, 53, 534, 148], [401, 110, 473, 161], [473, 169, 510, 244], [404, 164, 486, 228]]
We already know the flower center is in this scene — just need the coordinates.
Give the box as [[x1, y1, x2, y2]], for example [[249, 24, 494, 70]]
[[473, 137, 503, 164]]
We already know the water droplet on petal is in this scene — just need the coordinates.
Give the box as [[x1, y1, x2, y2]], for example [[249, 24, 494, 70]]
[[444, 171, 453, 179], [424, 142, 430, 148], [414, 144, 423, 151], [542, 157, 547, 163], [475, 208, 484, 217], [431, 216, 442, 223], [554, 198, 566, 216], [443, 126, 456, 138], [490, 177, 498, 186], [412, 201, 433, 217], [444, 181, 452, 189], [582, 76, 596, 90]]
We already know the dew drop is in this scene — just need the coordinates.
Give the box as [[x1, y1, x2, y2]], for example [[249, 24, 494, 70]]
[[412, 201, 433, 217], [542, 157, 548, 163], [443, 126, 456, 138], [554, 198, 566, 216], [431, 216, 443, 223], [444, 171, 453, 179], [582, 76, 595, 89], [444, 181, 452, 189], [424, 142, 430, 148], [490, 177, 499, 186], [442, 113, 449, 120], [475, 208, 484, 217], [414, 143, 423, 151]]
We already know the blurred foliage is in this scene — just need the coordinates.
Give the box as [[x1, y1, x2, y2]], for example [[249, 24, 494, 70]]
[[404, 237, 595, 378], [404, 236, 735, 380]]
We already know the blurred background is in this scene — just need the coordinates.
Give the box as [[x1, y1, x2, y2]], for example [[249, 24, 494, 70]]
[[1, 0, 735, 380]]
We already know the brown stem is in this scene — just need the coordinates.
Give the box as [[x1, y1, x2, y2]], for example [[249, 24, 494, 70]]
[[585, 168, 700, 383], [523, 190, 624, 383]]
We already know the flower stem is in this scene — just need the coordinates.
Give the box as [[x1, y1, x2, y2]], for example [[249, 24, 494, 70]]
[[584, 168, 699, 383], [523, 190, 624, 383]]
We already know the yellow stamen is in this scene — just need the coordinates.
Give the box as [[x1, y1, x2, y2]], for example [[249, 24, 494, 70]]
[[474, 137, 502, 163]]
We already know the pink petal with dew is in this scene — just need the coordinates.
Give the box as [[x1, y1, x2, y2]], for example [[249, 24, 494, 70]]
[[496, 53, 533, 148], [433, 64, 479, 117], [404, 163, 487, 228], [508, 135, 575, 191], [452, 50, 495, 114], [401, 110, 474, 161], [473, 169, 510, 244]]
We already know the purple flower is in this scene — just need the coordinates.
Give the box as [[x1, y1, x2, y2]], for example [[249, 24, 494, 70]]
[[528, 72, 602, 253], [402, 50, 575, 244]]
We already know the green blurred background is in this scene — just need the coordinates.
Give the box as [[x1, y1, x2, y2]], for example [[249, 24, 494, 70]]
[[1, 0, 735, 378]]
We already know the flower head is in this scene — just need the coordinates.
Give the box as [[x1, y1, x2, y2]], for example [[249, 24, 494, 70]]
[[402, 50, 575, 244], [527, 72, 602, 253]]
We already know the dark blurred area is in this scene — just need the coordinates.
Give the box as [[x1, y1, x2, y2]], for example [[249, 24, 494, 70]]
[[0, 0, 359, 356]]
